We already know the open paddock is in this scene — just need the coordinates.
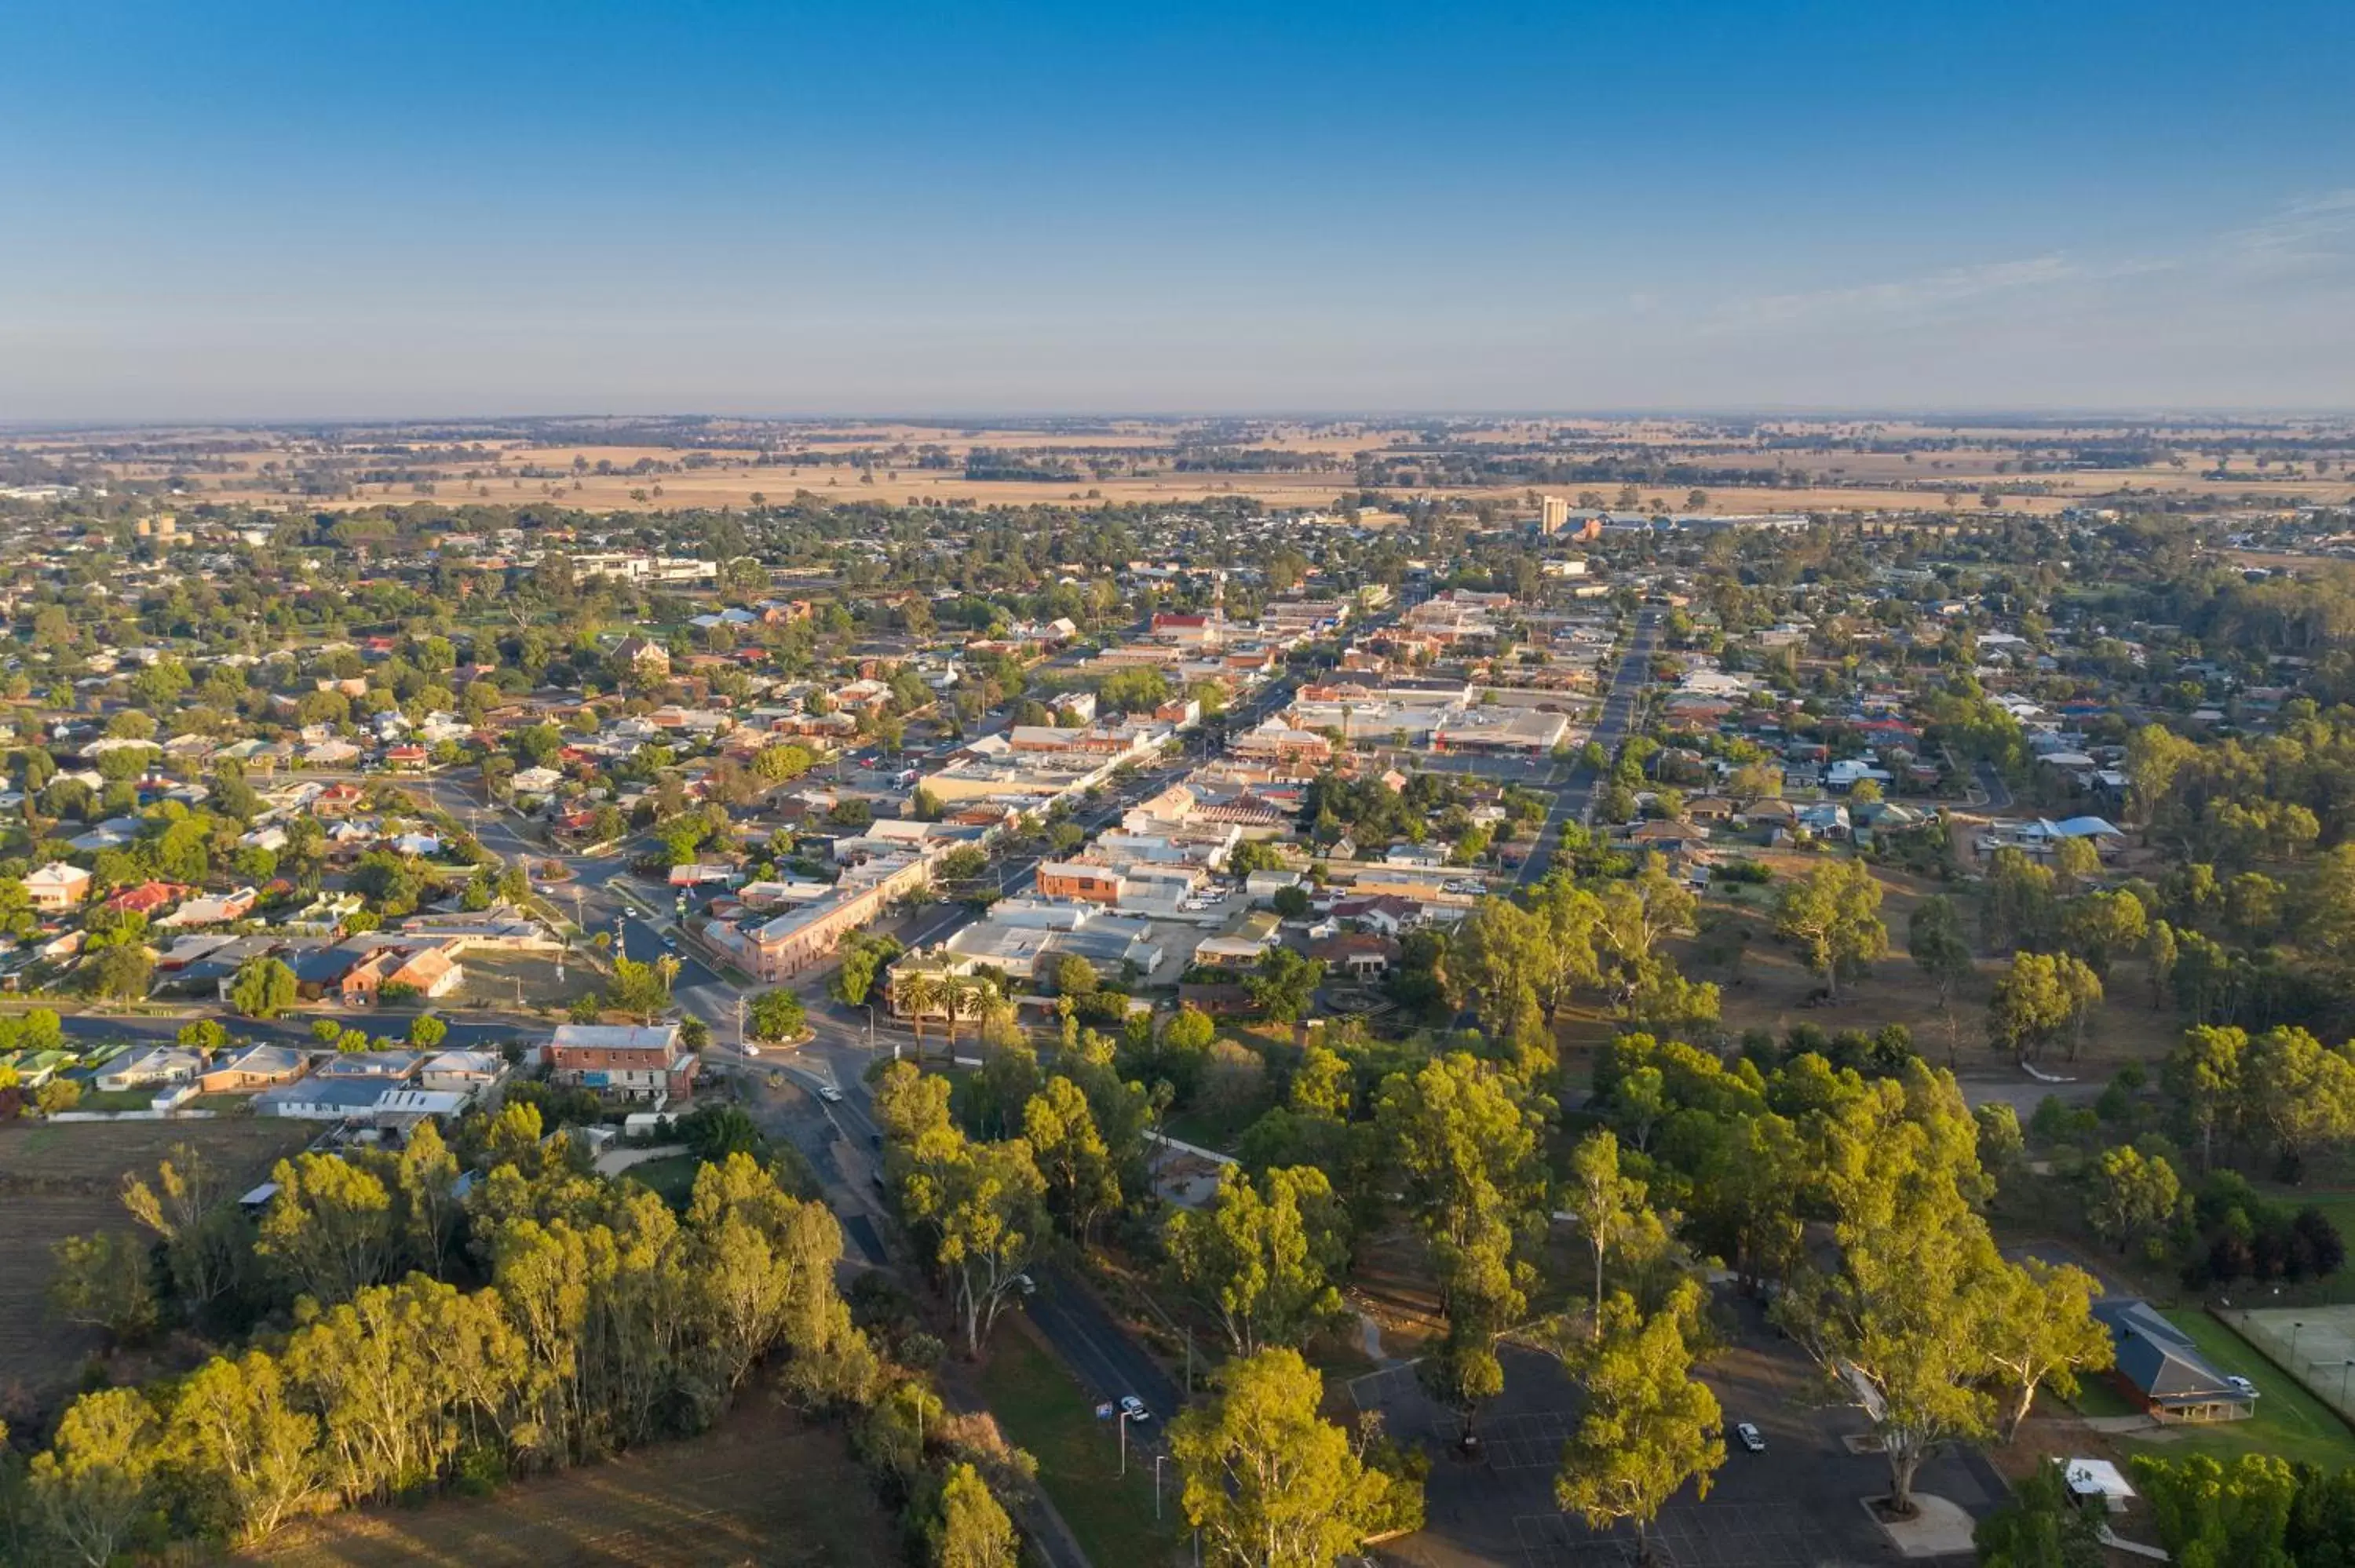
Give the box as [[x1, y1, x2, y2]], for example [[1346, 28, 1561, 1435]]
[[0, 1116, 312, 1402], [246, 1384, 893, 1567]]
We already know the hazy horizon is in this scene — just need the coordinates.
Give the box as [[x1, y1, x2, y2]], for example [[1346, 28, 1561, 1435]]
[[6, 1, 2351, 421]]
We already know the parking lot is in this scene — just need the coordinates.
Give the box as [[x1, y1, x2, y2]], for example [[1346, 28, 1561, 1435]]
[[1352, 1291, 2003, 1567]]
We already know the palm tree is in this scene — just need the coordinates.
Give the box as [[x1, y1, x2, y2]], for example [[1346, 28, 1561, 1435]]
[[895, 971, 944, 1055], [944, 979, 988, 1048]]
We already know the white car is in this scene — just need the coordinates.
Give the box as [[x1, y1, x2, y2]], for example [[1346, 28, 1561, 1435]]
[[817, 1085, 844, 1104], [2226, 1375, 2258, 1397], [1732, 1422, 1765, 1453], [1119, 1395, 1152, 1423]]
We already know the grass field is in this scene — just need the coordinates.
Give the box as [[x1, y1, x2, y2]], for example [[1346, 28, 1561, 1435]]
[[0, 1117, 312, 1402], [622, 1153, 704, 1208], [975, 1318, 1181, 1566], [74, 418, 2353, 522], [247, 1384, 893, 1567]]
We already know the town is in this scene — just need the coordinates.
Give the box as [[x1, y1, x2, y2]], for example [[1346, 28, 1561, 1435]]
[[4, 428, 2355, 1566]]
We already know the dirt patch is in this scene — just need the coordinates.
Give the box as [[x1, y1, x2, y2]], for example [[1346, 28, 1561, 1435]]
[[246, 1387, 893, 1567], [0, 1118, 312, 1405]]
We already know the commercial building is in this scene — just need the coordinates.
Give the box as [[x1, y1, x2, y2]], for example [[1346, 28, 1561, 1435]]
[[546, 1023, 697, 1106]]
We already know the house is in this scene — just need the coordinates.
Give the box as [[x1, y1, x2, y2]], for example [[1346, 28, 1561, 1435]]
[[155, 886, 261, 928], [24, 862, 91, 912], [341, 945, 464, 1005], [2090, 1299, 2257, 1422], [418, 1048, 507, 1101], [614, 636, 671, 678], [254, 1076, 404, 1121], [1796, 802, 1852, 841], [546, 1023, 696, 1105], [1307, 932, 1399, 981], [104, 881, 194, 917], [96, 1046, 204, 1092], [197, 1043, 309, 1094]]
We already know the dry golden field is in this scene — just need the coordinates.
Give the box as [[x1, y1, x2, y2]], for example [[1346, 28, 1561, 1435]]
[[29, 417, 2355, 518]]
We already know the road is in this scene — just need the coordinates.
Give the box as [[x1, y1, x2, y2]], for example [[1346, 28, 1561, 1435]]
[[1975, 760, 2016, 811], [1514, 606, 1659, 888]]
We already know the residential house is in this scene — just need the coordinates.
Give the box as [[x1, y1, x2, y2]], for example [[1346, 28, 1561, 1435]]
[[197, 1043, 309, 1094], [24, 862, 90, 912], [96, 1046, 204, 1092], [341, 945, 464, 1005]]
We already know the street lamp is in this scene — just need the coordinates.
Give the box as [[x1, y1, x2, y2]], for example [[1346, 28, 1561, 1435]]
[[1153, 1452, 1166, 1521], [1118, 1406, 1142, 1478]]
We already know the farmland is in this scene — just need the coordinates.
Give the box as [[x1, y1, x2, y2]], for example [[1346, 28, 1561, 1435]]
[[0, 1117, 312, 1404], [246, 1382, 894, 1568]]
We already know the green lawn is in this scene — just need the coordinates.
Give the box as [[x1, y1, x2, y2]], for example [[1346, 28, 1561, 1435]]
[[1162, 1097, 1272, 1154], [621, 1153, 703, 1208], [976, 1321, 1180, 1566], [2117, 1310, 2355, 1471], [74, 1088, 161, 1111]]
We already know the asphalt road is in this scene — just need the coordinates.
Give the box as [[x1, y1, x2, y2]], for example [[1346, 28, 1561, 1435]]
[[1514, 607, 1659, 888]]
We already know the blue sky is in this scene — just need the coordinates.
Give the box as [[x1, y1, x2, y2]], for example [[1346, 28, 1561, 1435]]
[[4, 1, 2352, 418]]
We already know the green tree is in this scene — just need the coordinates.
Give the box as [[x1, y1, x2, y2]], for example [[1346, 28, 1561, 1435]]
[[228, 954, 298, 1019], [1561, 1129, 1663, 1335], [1244, 946, 1325, 1023], [1023, 1075, 1119, 1245], [1773, 859, 1887, 1001], [1980, 1258, 2112, 1442], [1906, 894, 1975, 1062], [1553, 1282, 1723, 1566], [407, 1013, 447, 1048], [1168, 1347, 1391, 1568], [46, 1231, 159, 1344], [749, 987, 808, 1041], [2163, 1025, 2244, 1170], [1973, 1458, 2105, 1568], [2242, 1024, 2355, 1173], [85, 940, 155, 1001], [2130, 1453, 2299, 1566], [28, 1386, 161, 1568], [2087, 1145, 2181, 1259], [254, 1152, 395, 1307], [1985, 951, 2103, 1067], [1165, 1165, 1349, 1355], [927, 1460, 1020, 1568], [162, 1349, 326, 1544], [1774, 1065, 2006, 1515]]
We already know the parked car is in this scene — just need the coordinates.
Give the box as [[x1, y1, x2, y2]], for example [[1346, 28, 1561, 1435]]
[[1732, 1422, 1765, 1453], [2226, 1375, 2258, 1397], [1119, 1395, 1152, 1423]]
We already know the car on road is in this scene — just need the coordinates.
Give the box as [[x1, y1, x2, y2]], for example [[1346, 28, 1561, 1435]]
[[1012, 1272, 1036, 1296], [1732, 1422, 1765, 1453], [816, 1085, 844, 1104], [1119, 1395, 1152, 1423]]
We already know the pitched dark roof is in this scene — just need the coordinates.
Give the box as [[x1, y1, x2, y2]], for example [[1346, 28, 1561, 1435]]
[[2092, 1299, 2241, 1404]]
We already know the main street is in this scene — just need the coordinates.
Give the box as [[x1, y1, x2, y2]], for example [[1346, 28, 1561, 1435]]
[[1514, 605, 1659, 888]]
